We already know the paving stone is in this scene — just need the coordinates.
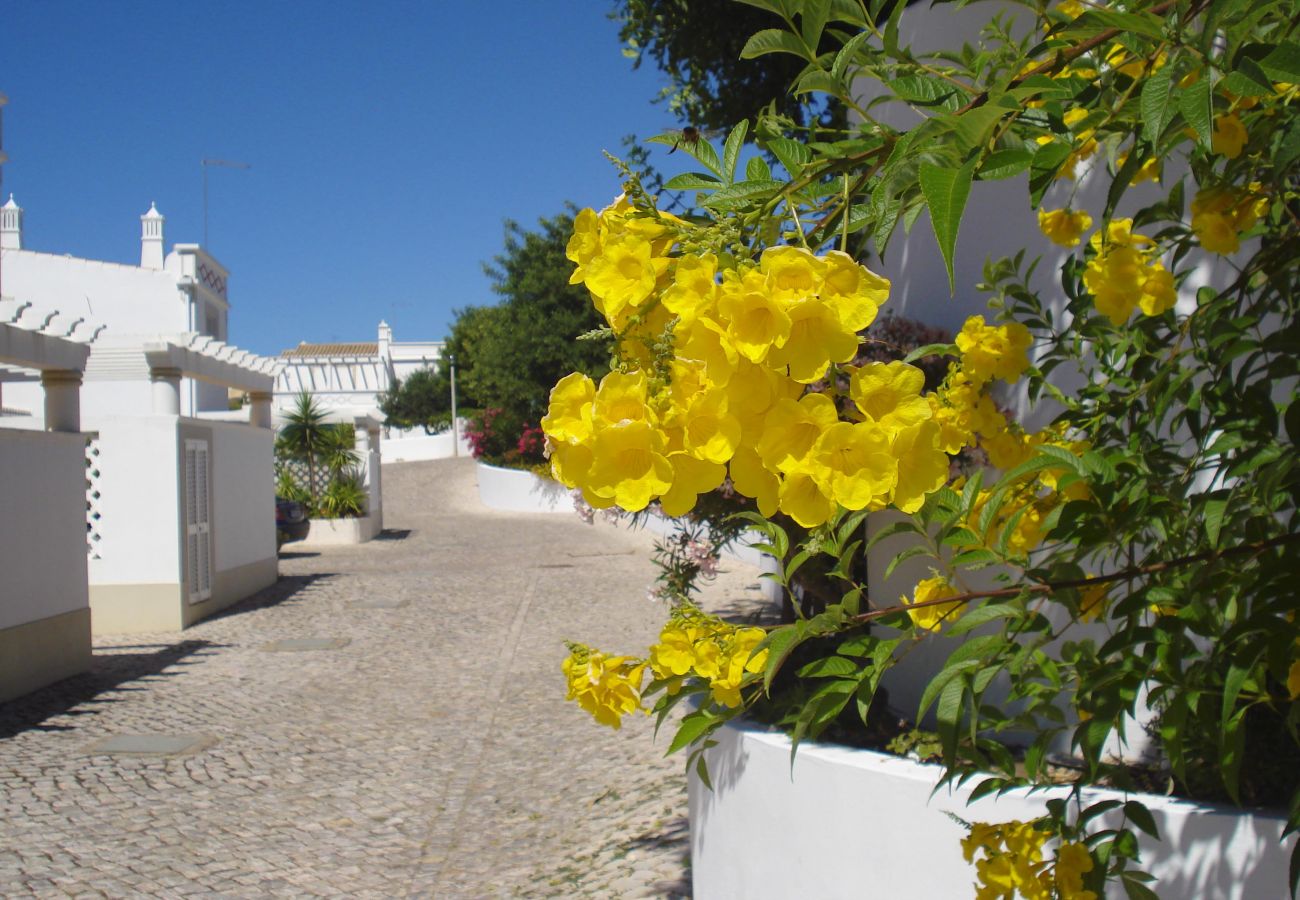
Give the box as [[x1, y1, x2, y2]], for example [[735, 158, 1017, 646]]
[[82, 735, 215, 757], [0, 458, 772, 897], [259, 637, 350, 652]]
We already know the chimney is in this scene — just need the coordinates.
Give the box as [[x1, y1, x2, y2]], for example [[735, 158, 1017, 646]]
[[0, 194, 20, 250], [378, 320, 392, 361], [140, 201, 164, 269]]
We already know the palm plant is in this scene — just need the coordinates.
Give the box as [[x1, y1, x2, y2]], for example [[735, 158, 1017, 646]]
[[277, 392, 331, 507]]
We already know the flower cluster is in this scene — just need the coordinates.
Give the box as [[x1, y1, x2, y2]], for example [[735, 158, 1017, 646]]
[[1191, 184, 1268, 255], [561, 644, 647, 730], [963, 821, 1096, 900], [545, 197, 970, 528], [1082, 219, 1176, 325], [648, 609, 768, 708], [1037, 208, 1093, 248]]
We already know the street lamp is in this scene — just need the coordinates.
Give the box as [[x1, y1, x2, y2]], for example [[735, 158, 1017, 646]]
[[448, 353, 458, 458]]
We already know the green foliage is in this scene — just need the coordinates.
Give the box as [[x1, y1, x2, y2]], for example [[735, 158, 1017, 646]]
[[379, 368, 453, 434], [605, 0, 1300, 893], [317, 472, 367, 519], [275, 392, 360, 512]]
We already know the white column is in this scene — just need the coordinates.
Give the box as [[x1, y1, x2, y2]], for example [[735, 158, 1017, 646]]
[[41, 369, 82, 432], [249, 390, 273, 428], [140, 202, 165, 270], [150, 367, 182, 415]]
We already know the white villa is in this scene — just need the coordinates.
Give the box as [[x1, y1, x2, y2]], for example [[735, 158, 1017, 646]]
[[0, 196, 282, 656], [275, 321, 469, 461]]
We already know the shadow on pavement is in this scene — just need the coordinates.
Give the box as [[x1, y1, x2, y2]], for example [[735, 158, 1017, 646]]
[[374, 528, 413, 541], [204, 572, 335, 624], [0, 639, 224, 740]]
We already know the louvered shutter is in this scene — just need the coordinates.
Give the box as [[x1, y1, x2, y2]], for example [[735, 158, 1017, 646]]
[[185, 440, 213, 603]]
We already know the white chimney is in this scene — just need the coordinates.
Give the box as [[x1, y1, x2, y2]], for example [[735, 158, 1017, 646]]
[[140, 201, 164, 269], [0, 194, 21, 250]]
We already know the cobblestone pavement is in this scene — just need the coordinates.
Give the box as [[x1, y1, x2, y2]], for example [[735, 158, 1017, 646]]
[[0, 458, 772, 898]]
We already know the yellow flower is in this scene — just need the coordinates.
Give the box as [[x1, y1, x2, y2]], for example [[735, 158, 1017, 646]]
[[904, 575, 962, 631], [1083, 218, 1172, 325], [1139, 267, 1176, 316], [662, 253, 718, 323], [1191, 185, 1269, 256], [649, 623, 697, 679], [769, 298, 860, 383], [849, 361, 933, 436], [709, 627, 768, 708], [718, 274, 792, 364], [583, 233, 668, 326], [679, 389, 741, 464], [541, 372, 596, 445], [891, 421, 949, 514], [562, 648, 646, 729], [1117, 148, 1162, 184], [593, 370, 652, 427], [755, 393, 839, 474], [955, 316, 1032, 385], [1038, 207, 1093, 247], [1078, 583, 1110, 622], [728, 445, 780, 517], [778, 471, 835, 527], [1211, 112, 1248, 159], [819, 250, 888, 331], [585, 419, 673, 512], [676, 316, 740, 388], [566, 207, 602, 285], [809, 421, 897, 510], [1055, 842, 1097, 900], [659, 452, 725, 517], [760, 245, 825, 304]]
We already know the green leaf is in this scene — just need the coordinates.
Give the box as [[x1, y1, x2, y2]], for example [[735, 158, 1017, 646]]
[[798, 655, 860, 678], [979, 148, 1033, 180], [695, 753, 713, 791], [1261, 42, 1300, 81], [919, 160, 974, 293], [663, 172, 723, 191], [866, 518, 922, 550], [765, 137, 813, 176], [1083, 9, 1166, 40], [722, 121, 749, 184], [1124, 800, 1161, 840], [883, 543, 934, 581], [741, 28, 814, 62], [952, 548, 1001, 569], [668, 709, 717, 754], [800, 0, 831, 51], [1121, 873, 1161, 900], [701, 179, 784, 212], [902, 342, 956, 363], [1178, 78, 1213, 147], [946, 603, 1022, 637], [1140, 68, 1175, 144], [746, 155, 773, 182], [1203, 496, 1227, 549], [831, 30, 872, 83], [951, 105, 1006, 152], [888, 75, 960, 107], [649, 131, 721, 177]]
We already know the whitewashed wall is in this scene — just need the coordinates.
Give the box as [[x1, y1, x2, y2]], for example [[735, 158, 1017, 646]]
[[205, 419, 275, 576], [85, 415, 183, 586], [0, 428, 89, 630], [382, 422, 472, 462]]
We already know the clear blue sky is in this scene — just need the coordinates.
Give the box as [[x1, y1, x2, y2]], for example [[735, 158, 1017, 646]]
[[0, 1, 679, 356]]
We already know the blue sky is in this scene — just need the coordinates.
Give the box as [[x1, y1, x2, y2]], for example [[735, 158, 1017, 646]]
[[0, 1, 680, 356]]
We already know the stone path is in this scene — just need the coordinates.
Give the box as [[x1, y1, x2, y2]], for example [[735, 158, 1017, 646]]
[[0, 458, 772, 898]]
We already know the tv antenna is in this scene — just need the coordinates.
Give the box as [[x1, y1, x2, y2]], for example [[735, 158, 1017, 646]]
[[201, 158, 251, 249]]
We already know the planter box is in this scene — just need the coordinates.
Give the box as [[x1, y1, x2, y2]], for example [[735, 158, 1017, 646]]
[[300, 515, 380, 546], [475, 461, 572, 513], [690, 718, 1292, 900]]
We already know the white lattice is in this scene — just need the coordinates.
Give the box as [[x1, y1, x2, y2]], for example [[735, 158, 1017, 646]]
[[85, 437, 104, 559]]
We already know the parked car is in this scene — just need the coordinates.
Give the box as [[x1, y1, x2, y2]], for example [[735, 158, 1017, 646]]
[[276, 497, 309, 547]]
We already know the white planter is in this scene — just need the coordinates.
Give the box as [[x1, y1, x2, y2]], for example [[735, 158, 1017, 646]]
[[300, 515, 380, 546], [690, 719, 1292, 900], [475, 461, 572, 513]]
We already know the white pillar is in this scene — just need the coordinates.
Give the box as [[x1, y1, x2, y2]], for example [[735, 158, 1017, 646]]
[[140, 202, 165, 270], [41, 369, 82, 432], [150, 367, 182, 415], [249, 390, 273, 428]]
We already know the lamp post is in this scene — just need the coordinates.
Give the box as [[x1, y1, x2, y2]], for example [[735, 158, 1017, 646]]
[[448, 353, 458, 458]]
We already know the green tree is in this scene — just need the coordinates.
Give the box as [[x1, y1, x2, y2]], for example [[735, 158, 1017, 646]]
[[379, 368, 453, 434], [613, 0, 845, 133], [449, 211, 611, 424]]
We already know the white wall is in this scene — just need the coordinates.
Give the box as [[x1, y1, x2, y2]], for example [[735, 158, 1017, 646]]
[[3, 249, 185, 333], [382, 422, 472, 462], [205, 419, 275, 575], [85, 414, 182, 586], [0, 428, 89, 630]]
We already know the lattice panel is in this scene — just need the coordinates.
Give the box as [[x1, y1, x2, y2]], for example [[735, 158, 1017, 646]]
[[85, 437, 104, 559]]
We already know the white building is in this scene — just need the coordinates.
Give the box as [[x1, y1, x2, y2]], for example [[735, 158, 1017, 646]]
[[275, 321, 469, 461], [1, 197, 233, 415]]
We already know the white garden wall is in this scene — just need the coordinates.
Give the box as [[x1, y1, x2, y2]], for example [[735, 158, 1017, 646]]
[[690, 720, 1293, 900], [382, 423, 472, 462], [0, 428, 90, 630]]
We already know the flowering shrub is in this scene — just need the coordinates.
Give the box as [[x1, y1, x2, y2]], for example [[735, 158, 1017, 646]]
[[464, 407, 547, 469], [548, 1, 1300, 895]]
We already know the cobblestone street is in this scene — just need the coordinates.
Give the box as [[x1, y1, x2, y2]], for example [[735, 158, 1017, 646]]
[[0, 458, 770, 898]]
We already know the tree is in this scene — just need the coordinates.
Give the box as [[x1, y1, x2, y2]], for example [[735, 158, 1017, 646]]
[[276, 392, 356, 508], [379, 368, 453, 434], [612, 0, 845, 134]]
